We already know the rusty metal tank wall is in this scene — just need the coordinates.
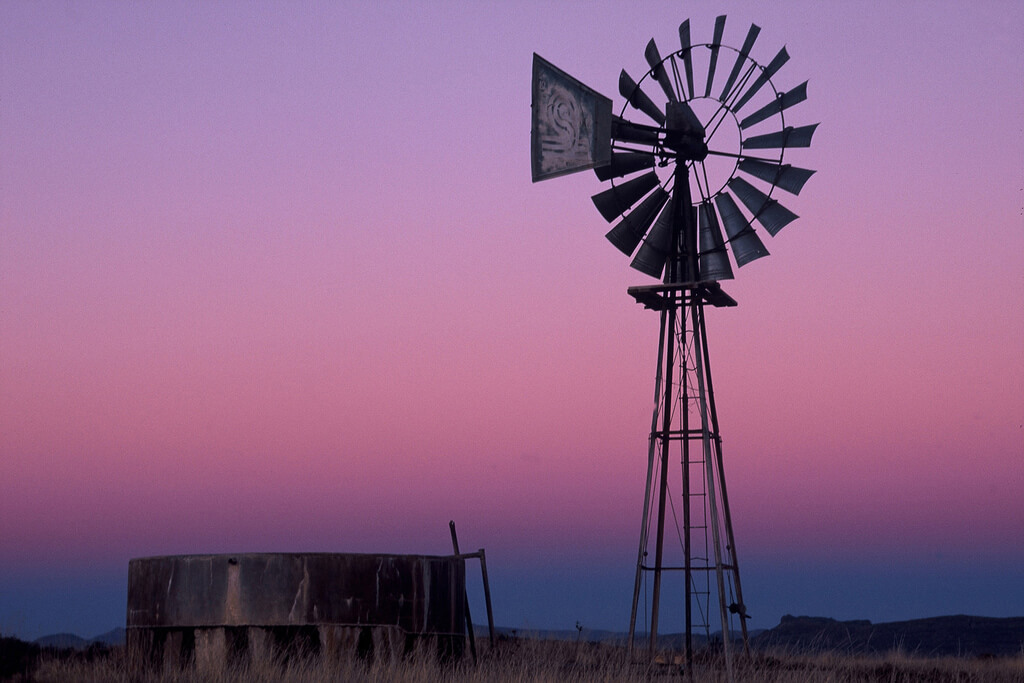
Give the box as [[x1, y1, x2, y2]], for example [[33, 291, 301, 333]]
[[126, 553, 466, 666]]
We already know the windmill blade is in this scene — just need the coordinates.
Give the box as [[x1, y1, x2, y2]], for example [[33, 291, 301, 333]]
[[719, 23, 760, 103], [738, 158, 816, 195], [592, 171, 661, 222], [728, 177, 798, 236], [644, 38, 678, 103], [607, 187, 670, 256], [678, 20, 695, 99], [619, 70, 666, 126], [611, 116, 660, 146], [631, 197, 677, 277], [595, 152, 657, 181], [714, 192, 769, 266], [739, 81, 808, 130], [698, 201, 734, 281], [704, 15, 726, 97], [743, 123, 818, 150], [731, 47, 790, 113]]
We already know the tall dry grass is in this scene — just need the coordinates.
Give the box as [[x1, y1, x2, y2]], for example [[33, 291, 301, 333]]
[[28, 637, 1024, 683]]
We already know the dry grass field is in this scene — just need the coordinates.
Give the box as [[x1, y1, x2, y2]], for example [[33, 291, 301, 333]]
[[23, 636, 1024, 683]]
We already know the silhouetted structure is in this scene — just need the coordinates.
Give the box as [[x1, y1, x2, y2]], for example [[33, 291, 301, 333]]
[[531, 14, 817, 678]]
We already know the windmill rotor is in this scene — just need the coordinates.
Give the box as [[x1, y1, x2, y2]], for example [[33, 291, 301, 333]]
[[532, 15, 818, 283], [598, 20, 817, 281]]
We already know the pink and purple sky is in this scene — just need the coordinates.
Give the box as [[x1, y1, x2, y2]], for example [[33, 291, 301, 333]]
[[2, 1, 1022, 640]]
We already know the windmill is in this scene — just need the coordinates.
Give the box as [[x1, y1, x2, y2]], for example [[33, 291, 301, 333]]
[[530, 15, 818, 671]]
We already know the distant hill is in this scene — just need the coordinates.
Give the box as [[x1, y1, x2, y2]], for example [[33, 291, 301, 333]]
[[33, 627, 125, 650], [493, 616, 1024, 657], [752, 614, 1024, 657], [90, 627, 126, 646], [33, 632, 88, 649]]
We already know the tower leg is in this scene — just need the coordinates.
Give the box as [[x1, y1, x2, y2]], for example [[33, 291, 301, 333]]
[[628, 310, 668, 655], [648, 304, 676, 657], [697, 303, 750, 654]]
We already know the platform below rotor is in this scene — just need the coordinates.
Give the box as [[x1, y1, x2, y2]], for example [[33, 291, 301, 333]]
[[627, 281, 737, 310]]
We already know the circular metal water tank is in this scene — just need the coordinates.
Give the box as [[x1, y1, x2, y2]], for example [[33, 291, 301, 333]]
[[126, 553, 466, 668]]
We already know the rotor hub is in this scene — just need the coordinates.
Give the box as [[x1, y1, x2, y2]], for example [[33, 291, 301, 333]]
[[663, 101, 708, 161]]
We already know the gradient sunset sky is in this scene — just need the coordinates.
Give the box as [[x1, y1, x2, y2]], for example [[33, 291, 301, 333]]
[[2, 1, 1022, 640]]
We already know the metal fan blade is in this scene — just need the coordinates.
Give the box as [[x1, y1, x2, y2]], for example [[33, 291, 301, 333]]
[[742, 123, 818, 149], [592, 171, 661, 222], [611, 116, 660, 146], [704, 15, 726, 97], [606, 187, 670, 256], [698, 201, 734, 281], [645, 38, 678, 103], [731, 47, 790, 113], [594, 152, 657, 181], [728, 177, 798, 236], [714, 192, 769, 266], [738, 158, 816, 195], [631, 198, 676, 277], [619, 70, 666, 126], [678, 20, 695, 99], [739, 81, 808, 130], [719, 23, 760, 102]]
